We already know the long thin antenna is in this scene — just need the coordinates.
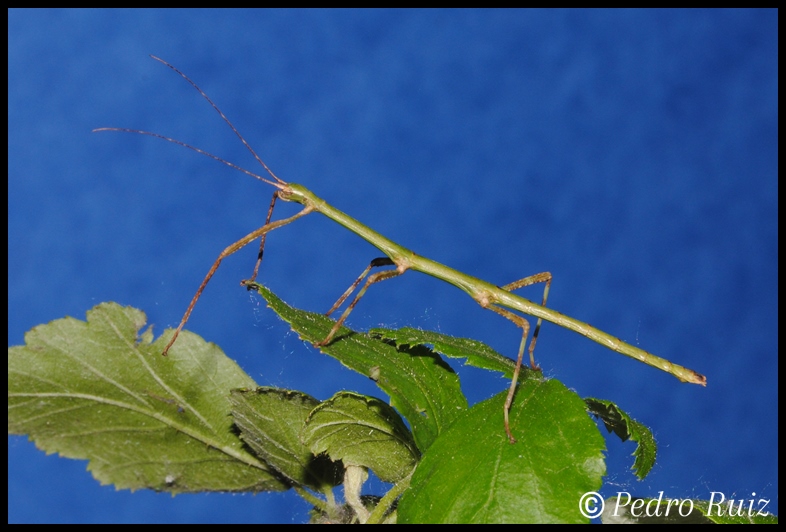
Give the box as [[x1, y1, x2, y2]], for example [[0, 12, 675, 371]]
[[148, 55, 286, 186], [92, 127, 283, 188]]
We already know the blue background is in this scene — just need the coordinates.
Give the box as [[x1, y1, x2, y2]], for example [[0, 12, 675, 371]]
[[9, 9, 777, 523]]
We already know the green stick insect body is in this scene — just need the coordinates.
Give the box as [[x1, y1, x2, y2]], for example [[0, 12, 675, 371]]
[[96, 56, 706, 444]]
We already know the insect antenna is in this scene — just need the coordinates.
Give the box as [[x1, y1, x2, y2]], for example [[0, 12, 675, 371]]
[[93, 55, 287, 189], [147, 55, 285, 186], [92, 127, 282, 188]]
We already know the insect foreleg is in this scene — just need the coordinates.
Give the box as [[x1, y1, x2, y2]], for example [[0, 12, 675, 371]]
[[162, 200, 313, 355]]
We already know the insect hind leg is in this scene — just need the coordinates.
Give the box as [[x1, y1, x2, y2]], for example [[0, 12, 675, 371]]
[[502, 272, 552, 369]]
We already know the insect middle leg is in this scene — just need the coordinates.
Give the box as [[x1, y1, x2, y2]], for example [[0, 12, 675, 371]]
[[316, 257, 405, 347]]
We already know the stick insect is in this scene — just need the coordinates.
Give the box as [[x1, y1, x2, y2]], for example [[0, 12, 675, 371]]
[[95, 56, 706, 444]]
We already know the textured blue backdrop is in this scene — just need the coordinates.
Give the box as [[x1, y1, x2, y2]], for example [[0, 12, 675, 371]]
[[9, 9, 777, 523]]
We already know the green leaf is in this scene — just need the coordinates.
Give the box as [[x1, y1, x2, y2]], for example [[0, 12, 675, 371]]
[[247, 282, 468, 451], [302, 392, 420, 483], [8, 303, 287, 493], [584, 398, 656, 479], [398, 378, 606, 524], [370, 326, 518, 378], [229, 387, 343, 489]]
